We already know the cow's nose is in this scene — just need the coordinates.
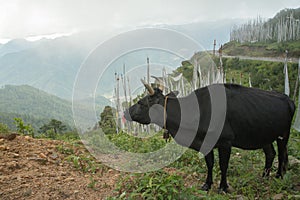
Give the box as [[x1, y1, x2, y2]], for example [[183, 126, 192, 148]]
[[124, 109, 132, 121]]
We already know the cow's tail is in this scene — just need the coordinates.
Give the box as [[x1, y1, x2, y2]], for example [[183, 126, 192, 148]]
[[282, 98, 295, 174], [288, 99, 296, 119]]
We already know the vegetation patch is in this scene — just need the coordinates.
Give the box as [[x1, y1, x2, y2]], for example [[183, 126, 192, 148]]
[[223, 40, 300, 58]]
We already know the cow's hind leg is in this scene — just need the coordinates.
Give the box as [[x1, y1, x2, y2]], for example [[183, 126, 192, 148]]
[[276, 132, 290, 178], [262, 143, 276, 177], [283, 147, 289, 172], [201, 150, 214, 191], [218, 145, 231, 193]]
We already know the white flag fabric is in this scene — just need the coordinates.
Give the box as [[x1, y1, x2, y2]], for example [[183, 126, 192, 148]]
[[293, 58, 300, 131], [249, 75, 252, 87], [198, 63, 202, 87], [171, 73, 182, 82], [215, 69, 223, 84], [284, 61, 290, 96], [192, 60, 198, 90]]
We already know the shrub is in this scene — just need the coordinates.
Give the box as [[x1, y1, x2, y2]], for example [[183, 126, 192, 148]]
[[0, 122, 9, 133]]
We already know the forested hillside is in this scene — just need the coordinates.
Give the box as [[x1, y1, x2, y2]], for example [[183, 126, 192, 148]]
[[0, 85, 111, 131], [222, 58, 298, 93], [0, 85, 73, 130], [176, 53, 299, 98]]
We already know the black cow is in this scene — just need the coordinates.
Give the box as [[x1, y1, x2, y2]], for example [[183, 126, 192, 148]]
[[124, 81, 295, 193]]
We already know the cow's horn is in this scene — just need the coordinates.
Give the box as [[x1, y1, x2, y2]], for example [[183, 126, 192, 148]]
[[151, 76, 165, 91], [151, 75, 160, 82], [141, 79, 154, 95]]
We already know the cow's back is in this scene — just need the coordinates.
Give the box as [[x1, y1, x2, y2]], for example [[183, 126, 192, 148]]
[[225, 84, 294, 149]]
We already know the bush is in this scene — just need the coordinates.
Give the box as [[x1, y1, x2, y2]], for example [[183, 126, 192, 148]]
[[14, 118, 34, 137], [108, 132, 165, 153], [55, 131, 80, 141], [0, 122, 9, 133]]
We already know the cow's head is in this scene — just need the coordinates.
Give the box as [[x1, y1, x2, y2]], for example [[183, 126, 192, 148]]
[[124, 79, 178, 125]]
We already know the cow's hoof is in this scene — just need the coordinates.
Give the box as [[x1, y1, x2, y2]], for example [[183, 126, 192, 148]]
[[283, 165, 288, 173], [218, 187, 229, 194], [275, 173, 283, 179], [262, 168, 271, 177], [201, 183, 211, 191]]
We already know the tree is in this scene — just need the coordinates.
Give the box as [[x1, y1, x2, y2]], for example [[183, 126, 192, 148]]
[[39, 119, 67, 135], [99, 106, 117, 134], [49, 119, 67, 134]]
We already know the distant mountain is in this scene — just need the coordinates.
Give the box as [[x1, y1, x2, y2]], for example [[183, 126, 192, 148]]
[[0, 19, 243, 100], [160, 19, 246, 50], [0, 85, 110, 130], [0, 37, 91, 99], [0, 38, 47, 57], [0, 85, 73, 128]]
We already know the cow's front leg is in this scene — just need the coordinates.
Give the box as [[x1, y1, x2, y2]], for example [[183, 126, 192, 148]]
[[262, 144, 276, 177], [218, 145, 231, 193], [201, 150, 214, 191]]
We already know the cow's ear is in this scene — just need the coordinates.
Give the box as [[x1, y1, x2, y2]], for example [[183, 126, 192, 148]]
[[166, 91, 179, 97]]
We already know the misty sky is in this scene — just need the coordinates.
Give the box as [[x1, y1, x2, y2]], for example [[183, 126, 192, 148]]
[[0, 0, 299, 42]]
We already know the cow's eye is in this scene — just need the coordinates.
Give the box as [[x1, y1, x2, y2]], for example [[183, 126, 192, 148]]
[[149, 99, 155, 104], [138, 100, 147, 106], [149, 97, 159, 104]]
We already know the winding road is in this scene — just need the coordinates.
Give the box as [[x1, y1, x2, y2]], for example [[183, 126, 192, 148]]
[[222, 55, 299, 64]]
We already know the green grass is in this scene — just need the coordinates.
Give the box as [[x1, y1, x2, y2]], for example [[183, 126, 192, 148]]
[[107, 129, 300, 199], [35, 104, 299, 199]]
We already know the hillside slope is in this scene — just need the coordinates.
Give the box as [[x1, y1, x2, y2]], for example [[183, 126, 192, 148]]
[[0, 85, 111, 131], [0, 85, 73, 129], [0, 135, 119, 199]]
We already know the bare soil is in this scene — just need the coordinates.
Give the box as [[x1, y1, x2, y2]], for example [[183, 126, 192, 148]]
[[0, 134, 120, 200]]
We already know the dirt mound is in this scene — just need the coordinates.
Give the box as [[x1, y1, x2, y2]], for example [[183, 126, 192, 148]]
[[0, 134, 120, 200]]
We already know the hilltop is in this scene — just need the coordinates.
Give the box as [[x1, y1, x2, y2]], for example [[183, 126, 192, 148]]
[[223, 7, 300, 58]]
